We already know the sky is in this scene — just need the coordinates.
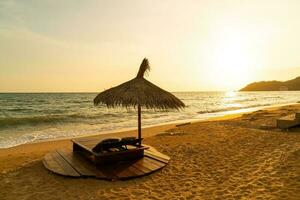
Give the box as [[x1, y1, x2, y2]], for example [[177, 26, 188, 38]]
[[1, 0, 300, 92]]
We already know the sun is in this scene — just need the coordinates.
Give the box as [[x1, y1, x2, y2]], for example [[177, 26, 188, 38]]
[[206, 30, 255, 91]]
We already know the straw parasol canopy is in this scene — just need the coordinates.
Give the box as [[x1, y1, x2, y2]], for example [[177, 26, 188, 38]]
[[94, 58, 185, 146]]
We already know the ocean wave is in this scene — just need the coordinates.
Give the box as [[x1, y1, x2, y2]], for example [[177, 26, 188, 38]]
[[0, 115, 70, 128], [0, 92, 299, 148], [0, 102, 275, 128], [5, 108, 33, 112], [197, 103, 271, 114], [231, 98, 257, 103], [0, 113, 120, 128]]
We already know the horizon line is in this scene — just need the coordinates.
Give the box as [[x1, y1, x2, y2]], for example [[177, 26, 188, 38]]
[[0, 90, 239, 93]]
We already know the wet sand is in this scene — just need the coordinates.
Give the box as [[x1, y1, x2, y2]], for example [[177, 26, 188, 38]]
[[0, 104, 299, 200]]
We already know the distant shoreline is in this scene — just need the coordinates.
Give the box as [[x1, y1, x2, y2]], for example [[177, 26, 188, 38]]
[[240, 76, 300, 91]]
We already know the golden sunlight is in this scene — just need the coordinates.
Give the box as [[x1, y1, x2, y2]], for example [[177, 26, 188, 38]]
[[206, 29, 255, 90], [1, 1, 300, 199]]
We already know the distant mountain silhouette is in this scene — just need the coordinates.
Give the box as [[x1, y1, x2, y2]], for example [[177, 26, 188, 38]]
[[240, 76, 300, 91]]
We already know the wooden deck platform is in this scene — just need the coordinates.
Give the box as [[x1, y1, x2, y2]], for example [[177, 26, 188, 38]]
[[43, 135, 170, 180]]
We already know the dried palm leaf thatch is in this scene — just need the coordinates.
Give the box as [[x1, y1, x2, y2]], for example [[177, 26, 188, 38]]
[[94, 58, 185, 110]]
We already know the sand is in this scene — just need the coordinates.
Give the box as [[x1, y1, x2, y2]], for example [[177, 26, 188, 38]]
[[0, 104, 300, 200]]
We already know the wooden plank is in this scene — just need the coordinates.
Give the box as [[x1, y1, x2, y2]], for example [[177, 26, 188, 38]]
[[146, 149, 170, 160], [131, 159, 154, 174], [56, 149, 97, 177], [97, 165, 119, 180], [43, 154, 60, 173], [116, 168, 142, 179], [145, 151, 168, 161], [138, 156, 162, 171], [143, 156, 165, 168], [144, 152, 169, 164], [51, 152, 81, 177], [44, 152, 80, 177], [126, 165, 145, 176], [44, 152, 67, 175], [133, 157, 158, 171], [145, 149, 170, 162], [114, 162, 145, 179], [58, 148, 107, 179], [112, 164, 137, 179]]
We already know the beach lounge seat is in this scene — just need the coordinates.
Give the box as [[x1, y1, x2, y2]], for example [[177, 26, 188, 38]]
[[276, 112, 300, 129], [120, 137, 143, 149], [73, 138, 148, 165], [92, 138, 124, 153]]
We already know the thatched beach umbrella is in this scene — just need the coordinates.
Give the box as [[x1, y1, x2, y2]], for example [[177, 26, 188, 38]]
[[94, 58, 185, 146]]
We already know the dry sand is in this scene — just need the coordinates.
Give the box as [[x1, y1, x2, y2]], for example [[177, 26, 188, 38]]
[[0, 104, 300, 200]]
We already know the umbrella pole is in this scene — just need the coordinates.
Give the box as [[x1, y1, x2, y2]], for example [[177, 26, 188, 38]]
[[138, 104, 142, 147]]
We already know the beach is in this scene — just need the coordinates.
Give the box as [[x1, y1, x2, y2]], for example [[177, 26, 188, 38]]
[[2, 1, 300, 199], [1, 103, 300, 200]]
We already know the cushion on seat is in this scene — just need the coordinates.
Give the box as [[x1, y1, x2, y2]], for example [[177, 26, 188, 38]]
[[92, 138, 121, 153], [121, 137, 143, 146]]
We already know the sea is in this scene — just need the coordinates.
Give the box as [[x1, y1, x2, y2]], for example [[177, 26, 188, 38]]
[[0, 91, 299, 148]]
